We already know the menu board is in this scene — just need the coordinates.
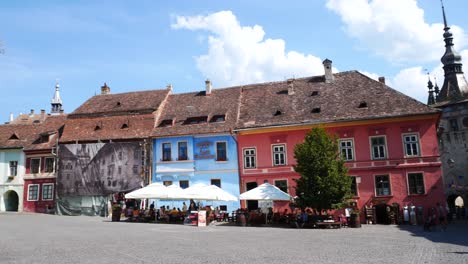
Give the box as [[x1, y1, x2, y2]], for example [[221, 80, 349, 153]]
[[198, 211, 206, 227]]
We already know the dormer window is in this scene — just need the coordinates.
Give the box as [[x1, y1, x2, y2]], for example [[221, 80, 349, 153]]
[[274, 110, 282, 116], [116, 101, 121, 107], [358, 101, 368, 108], [276, 90, 288, 95], [121, 123, 129, 129], [40, 135, 49, 143], [311, 108, 321, 113], [210, 115, 226, 123], [183, 116, 208, 125], [9, 134, 19, 140], [158, 119, 173, 127], [311, 91, 319, 96], [94, 125, 102, 131]]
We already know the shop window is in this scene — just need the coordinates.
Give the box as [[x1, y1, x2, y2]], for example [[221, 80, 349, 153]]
[[274, 180, 288, 193], [408, 173, 425, 195], [163, 180, 173, 186]]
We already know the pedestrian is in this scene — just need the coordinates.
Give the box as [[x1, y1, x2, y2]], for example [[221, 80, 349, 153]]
[[437, 202, 447, 231]]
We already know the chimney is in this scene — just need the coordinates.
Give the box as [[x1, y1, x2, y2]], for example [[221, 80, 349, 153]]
[[101, 83, 110, 95], [166, 84, 173, 93], [287, 79, 295, 95], [30, 109, 35, 116], [40, 109, 46, 119], [9, 113, 13, 122], [205, 79, 212, 95], [378, 76, 386, 84], [323, 59, 334, 83]]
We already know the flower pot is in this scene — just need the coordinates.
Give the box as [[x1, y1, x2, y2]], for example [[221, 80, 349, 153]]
[[349, 213, 361, 228]]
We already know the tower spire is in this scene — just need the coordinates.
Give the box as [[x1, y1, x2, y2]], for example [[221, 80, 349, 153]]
[[427, 74, 435, 105], [51, 80, 63, 114], [436, 1, 468, 103]]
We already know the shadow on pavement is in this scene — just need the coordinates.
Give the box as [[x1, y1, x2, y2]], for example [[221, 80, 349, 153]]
[[397, 220, 468, 248]]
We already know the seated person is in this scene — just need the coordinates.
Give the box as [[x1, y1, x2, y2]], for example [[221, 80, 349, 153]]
[[169, 207, 179, 222]]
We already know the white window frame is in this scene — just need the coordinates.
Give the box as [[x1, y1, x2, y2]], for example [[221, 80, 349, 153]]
[[407, 172, 425, 195], [27, 184, 40, 201], [42, 183, 54, 201], [402, 133, 420, 157], [374, 174, 392, 196], [177, 141, 189, 161], [243, 147, 257, 169], [339, 138, 355, 161], [272, 144, 287, 166], [161, 142, 172, 161], [274, 179, 288, 193], [370, 136, 387, 160], [44, 157, 55, 173], [30, 158, 41, 174], [216, 141, 228, 161]]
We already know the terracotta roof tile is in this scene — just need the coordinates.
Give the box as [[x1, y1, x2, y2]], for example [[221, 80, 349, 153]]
[[236, 71, 439, 129], [152, 87, 241, 137]]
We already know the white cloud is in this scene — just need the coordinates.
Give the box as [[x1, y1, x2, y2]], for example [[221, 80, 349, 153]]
[[171, 11, 328, 87], [326, 0, 467, 63]]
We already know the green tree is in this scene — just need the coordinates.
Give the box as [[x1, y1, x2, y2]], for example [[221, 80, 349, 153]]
[[294, 127, 351, 214]]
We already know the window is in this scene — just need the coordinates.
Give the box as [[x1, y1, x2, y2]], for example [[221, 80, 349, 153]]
[[449, 119, 459, 131], [274, 180, 288, 193], [210, 115, 226, 123], [216, 142, 227, 161], [178, 142, 188, 161], [162, 143, 171, 161], [44, 158, 54, 173], [118, 151, 123, 160], [339, 139, 354, 161], [371, 136, 387, 159], [107, 165, 114, 176], [243, 148, 256, 169], [118, 166, 122, 175], [9, 161, 18, 176], [163, 180, 173, 186], [179, 180, 189, 189], [272, 144, 286, 166], [211, 179, 221, 188], [184, 116, 208, 125], [133, 165, 139, 175], [375, 175, 391, 196], [28, 184, 39, 201], [350, 177, 358, 196], [42, 184, 54, 200], [31, 158, 41, 174], [408, 173, 425, 195], [403, 134, 420, 157], [158, 119, 173, 127]]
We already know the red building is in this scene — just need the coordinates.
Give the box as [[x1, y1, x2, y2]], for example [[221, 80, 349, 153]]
[[23, 115, 66, 213], [235, 61, 444, 224]]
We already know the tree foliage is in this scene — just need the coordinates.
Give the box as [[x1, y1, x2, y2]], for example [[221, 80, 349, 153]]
[[294, 127, 351, 213]]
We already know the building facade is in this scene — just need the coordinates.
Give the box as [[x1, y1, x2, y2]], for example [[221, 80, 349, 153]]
[[152, 83, 241, 211], [236, 62, 444, 223]]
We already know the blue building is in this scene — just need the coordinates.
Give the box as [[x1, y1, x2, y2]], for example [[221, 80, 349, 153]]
[[152, 81, 241, 211]]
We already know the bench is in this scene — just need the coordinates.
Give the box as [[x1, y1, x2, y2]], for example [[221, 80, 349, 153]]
[[315, 221, 342, 229]]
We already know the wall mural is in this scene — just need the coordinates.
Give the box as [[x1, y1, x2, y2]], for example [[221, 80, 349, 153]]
[[56, 142, 144, 216]]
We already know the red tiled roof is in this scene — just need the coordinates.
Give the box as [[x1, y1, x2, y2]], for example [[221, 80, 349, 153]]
[[152, 87, 241, 137], [236, 71, 439, 129]]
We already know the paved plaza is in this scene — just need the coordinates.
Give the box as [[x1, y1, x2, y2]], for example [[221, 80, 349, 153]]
[[0, 213, 467, 264]]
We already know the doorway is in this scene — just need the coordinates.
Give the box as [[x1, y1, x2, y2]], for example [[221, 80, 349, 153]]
[[4, 190, 19, 212], [374, 204, 390, 224], [245, 182, 258, 210]]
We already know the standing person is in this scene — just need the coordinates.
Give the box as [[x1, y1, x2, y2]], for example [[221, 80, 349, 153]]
[[182, 202, 188, 212], [437, 202, 447, 231]]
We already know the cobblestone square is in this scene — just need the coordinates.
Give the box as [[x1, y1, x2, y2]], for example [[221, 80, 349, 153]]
[[1, 213, 467, 264]]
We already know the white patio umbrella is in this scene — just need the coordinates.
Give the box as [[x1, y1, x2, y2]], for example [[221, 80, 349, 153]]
[[164, 184, 186, 200], [239, 183, 291, 201], [239, 183, 292, 224], [124, 183, 168, 199]]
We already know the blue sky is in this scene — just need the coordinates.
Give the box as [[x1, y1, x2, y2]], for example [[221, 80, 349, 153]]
[[1, 0, 468, 122]]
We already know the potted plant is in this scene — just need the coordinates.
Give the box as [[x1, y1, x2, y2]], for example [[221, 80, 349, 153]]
[[111, 203, 122, 222], [349, 208, 361, 228]]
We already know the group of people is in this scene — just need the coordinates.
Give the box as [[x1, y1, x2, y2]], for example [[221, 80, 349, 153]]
[[423, 202, 448, 231]]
